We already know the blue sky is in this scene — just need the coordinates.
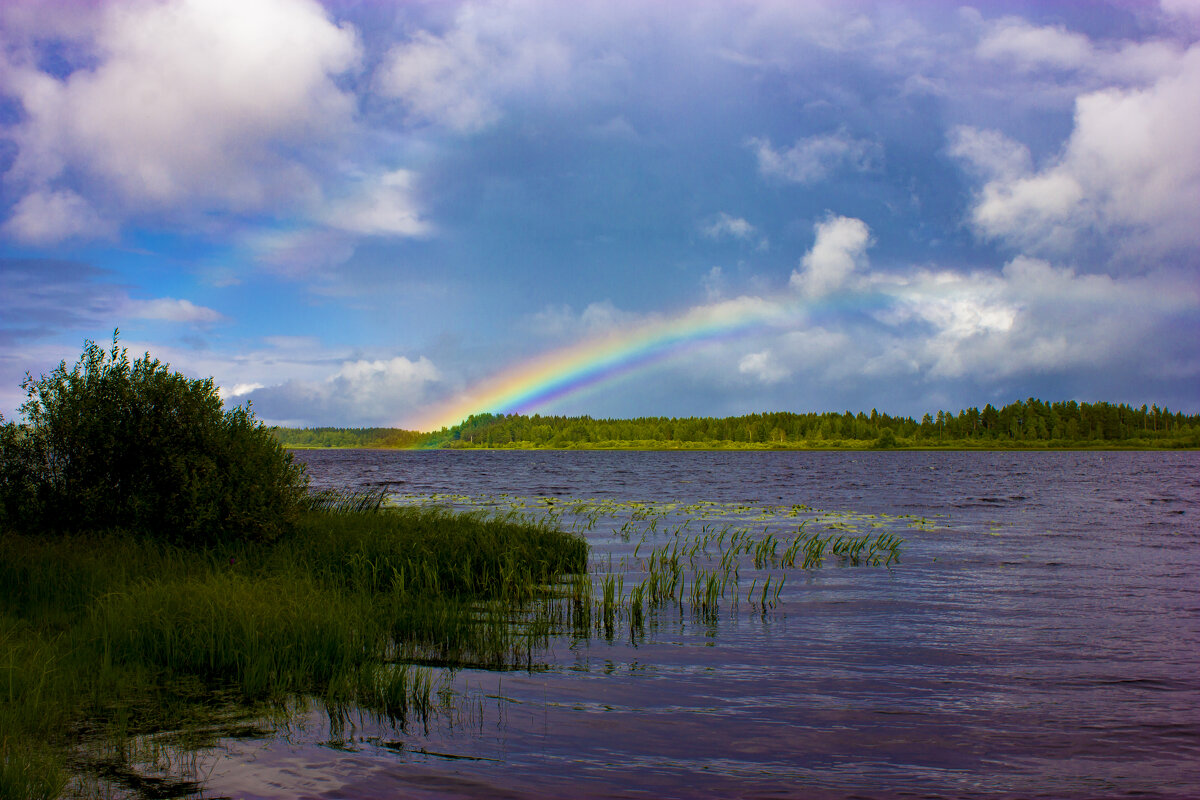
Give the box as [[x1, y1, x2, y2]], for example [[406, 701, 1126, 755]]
[[2, 0, 1198, 429]]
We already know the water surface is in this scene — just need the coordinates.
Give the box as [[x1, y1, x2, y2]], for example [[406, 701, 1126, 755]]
[[191, 450, 1198, 799]]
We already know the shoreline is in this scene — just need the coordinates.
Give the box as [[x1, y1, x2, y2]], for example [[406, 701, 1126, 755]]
[[284, 441, 1199, 452]]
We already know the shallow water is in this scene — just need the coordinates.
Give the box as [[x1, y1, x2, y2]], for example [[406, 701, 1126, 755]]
[[178, 451, 1198, 799]]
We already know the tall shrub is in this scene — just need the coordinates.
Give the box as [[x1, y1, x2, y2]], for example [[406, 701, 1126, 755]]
[[0, 334, 308, 544]]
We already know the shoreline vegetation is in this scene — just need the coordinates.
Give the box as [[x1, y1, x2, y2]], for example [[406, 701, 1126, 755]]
[[0, 339, 1191, 797], [273, 399, 1200, 451], [0, 336, 591, 797], [0, 502, 588, 798]]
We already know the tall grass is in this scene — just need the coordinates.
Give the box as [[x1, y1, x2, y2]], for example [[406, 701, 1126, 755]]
[[0, 504, 586, 798]]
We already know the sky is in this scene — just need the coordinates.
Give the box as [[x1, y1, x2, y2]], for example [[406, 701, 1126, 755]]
[[1, 0, 1198, 430]]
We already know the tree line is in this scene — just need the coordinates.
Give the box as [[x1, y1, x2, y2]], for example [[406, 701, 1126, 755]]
[[273, 399, 1199, 449]]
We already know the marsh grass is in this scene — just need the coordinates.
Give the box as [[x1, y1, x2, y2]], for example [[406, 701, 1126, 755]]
[[451, 492, 912, 641], [2, 488, 909, 796], [0, 504, 585, 798]]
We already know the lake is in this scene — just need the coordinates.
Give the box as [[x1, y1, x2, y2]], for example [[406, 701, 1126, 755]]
[[188, 450, 1198, 799]]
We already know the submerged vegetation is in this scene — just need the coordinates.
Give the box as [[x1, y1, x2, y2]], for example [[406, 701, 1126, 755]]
[[274, 399, 1200, 450]]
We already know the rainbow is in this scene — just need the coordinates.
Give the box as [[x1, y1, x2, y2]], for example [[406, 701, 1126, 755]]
[[407, 296, 797, 431]]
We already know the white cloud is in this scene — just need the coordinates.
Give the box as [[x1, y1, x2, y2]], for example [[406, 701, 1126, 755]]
[[790, 215, 872, 297], [526, 300, 636, 338], [1, 189, 114, 244], [126, 298, 224, 324], [976, 16, 1188, 84], [675, 250, 1196, 397], [244, 355, 441, 427], [219, 382, 264, 400], [976, 18, 1093, 71], [700, 212, 768, 251], [1162, 0, 1200, 20], [947, 126, 1032, 183], [954, 45, 1200, 258], [129, 337, 444, 427], [738, 350, 788, 384], [376, 6, 571, 132], [702, 266, 725, 301], [972, 170, 1087, 253], [3, 0, 360, 236], [377, 29, 500, 132], [865, 257, 1198, 380], [701, 213, 755, 240], [323, 170, 431, 238], [749, 131, 880, 184], [333, 356, 439, 393], [0, 259, 225, 343]]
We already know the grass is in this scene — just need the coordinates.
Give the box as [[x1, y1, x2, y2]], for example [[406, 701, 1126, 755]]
[[0, 489, 912, 795], [0, 504, 586, 798], [454, 492, 913, 641]]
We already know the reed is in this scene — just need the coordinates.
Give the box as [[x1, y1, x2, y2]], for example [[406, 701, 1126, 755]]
[[0, 503, 587, 798]]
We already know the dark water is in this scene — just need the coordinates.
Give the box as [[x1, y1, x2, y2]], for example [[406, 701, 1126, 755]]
[[196, 450, 1198, 799]]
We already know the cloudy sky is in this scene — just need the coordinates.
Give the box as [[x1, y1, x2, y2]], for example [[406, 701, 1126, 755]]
[[1, 0, 1197, 429]]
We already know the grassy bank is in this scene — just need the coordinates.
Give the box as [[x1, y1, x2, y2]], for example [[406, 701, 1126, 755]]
[[0, 506, 586, 798]]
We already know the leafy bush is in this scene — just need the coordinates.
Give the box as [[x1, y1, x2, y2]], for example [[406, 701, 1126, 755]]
[[0, 333, 308, 545]]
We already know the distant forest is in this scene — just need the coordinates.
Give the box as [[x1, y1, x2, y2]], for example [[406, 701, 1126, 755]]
[[273, 399, 1199, 450]]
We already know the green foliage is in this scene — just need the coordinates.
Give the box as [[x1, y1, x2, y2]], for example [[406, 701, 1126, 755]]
[[272, 427, 430, 449], [272, 400, 1198, 451], [0, 744, 66, 800], [0, 506, 586, 794], [874, 428, 898, 449], [0, 333, 308, 545], [418, 400, 1199, 449]]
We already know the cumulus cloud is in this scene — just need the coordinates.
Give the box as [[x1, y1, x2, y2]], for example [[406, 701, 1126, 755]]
[[976, 18, 1094, 71], [3, 0, 360, 237], [749, 131, 880, 184], [376, 6, 570, 132], [2, 189, 114, 244], [2, 334, 443, 427], [976, 16, 1187, 83], [242, 355, 441, 427], [323, 170, 431, 238], [947, 126, 1032, 183], [790, 215, 872, 297], [738, 351, 788, 384], [953, 45, 1200, 258], [628, 248, 1195, 407], [525, 301, 636, 339], [862, 256, 1198, 381]]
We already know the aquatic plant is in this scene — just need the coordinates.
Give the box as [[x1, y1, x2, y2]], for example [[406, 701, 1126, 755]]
[[0, 503, 587, 797]]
